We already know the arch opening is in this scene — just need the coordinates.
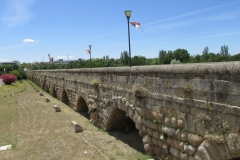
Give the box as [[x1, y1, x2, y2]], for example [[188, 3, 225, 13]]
[[76, 97, 90, 119], [61, 90, 69, 105], [46, 85, 50, 93], [107, 108, 144, 152], [52, 87, 57, 98]]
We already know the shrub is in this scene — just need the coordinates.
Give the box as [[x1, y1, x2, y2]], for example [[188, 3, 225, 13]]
[[10, 70, 22, 80], [0, 74, 17, 85], [132, 83, 149, 98]]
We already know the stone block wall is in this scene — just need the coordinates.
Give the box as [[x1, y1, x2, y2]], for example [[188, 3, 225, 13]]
[[27, 62, 240, 160]]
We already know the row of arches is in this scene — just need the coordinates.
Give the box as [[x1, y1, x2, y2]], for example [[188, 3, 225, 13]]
[[46, 85, 144, 152]]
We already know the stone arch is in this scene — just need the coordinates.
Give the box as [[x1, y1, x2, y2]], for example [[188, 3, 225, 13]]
[[51, 87, 57, 98], [61, 90, 69, 105], [105, 106, 145, 152], [76, 97, 88, 112], [106, 108, 135, 131], [76, 96, 90, 119], [46, 84, 50, 93]]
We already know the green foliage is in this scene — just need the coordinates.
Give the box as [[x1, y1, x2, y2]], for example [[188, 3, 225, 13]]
[[10, 70, 22, 80], [22, 45, 240, 71], [132, 83, 149, 98], [196, 113, 230, 143]]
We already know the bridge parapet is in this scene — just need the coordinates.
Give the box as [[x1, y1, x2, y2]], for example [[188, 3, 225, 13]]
[[27, 62, 240, 160]]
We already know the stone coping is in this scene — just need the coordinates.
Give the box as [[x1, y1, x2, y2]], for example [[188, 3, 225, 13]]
[[28, 61, 240, 74]]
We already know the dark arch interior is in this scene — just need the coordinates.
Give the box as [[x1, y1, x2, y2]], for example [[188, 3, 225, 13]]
[[107, 108, 144, 152], [76, 97, 90, 119], [46, 86, 50, 93], [52, 87, 57, 98], [61, 90, 69, 105]]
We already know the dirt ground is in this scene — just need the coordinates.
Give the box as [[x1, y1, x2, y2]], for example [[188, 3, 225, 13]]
[[0, 80, 152, 160]]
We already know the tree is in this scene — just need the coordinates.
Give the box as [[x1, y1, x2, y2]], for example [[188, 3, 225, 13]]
[[220, 45, 230, 57], [158, 50, 167, 64], [202, 46, 209, 62], [119, 51, 129, 65], [10, 70, 22, 80], [173, 49, 190, 63]]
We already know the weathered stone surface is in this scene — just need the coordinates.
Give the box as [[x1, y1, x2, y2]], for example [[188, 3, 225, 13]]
[[152, 137, 159, 146], [175, 129, 181, 140], [157, 112, 165, 124], [53, 105, 61, 112], [153, 146, 162, 157], [185, 121, 197, 134], [152, 131, 160, 139], [45, 97, 50, 102], [144, 143, 154, 154], [159, 140, 163, 148], [193, 142, 212, 160], [180, 152, 188, 160], [171, 117, 177, 128], [184, 144, 196, 156], [162, 126, 176, 138], [174, 139, 184, 150], [162, 143, 169, 151], [170, 147, 180, 158], [181, 130, 188, 142], [142, 134, 152, 144], [139, 125, 147, 137], [71, 121, 83, 133], [165, 116, 172, 127], [225, 133, 240, 158], [202, 140, 223, 160], [166, 138, 174, 147], [188, 133, 204, 147], [147, 128, 153, 136], [215, 142, 233, 160], [143, 119, 158, 131], [178, 119, 185, 129], [188, 156, 194, 160]]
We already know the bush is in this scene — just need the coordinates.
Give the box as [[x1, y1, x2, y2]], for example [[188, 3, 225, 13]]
[[10, 70, 22, 80], [0, 74, 17, 85]]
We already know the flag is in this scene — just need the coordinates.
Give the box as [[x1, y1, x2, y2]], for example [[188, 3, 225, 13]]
[[130, 22, 143, 31], [85, 50, 90, 54]]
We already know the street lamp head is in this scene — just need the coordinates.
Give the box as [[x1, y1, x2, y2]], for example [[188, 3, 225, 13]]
[[89, 45, 92, 49], [124, 10, 132, 19]]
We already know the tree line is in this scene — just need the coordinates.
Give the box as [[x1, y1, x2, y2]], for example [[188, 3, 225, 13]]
[[21, 45, 240, 70]]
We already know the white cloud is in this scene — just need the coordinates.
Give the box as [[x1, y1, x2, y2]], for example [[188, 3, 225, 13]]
[[1, 0, 36, 28], [22, 38, 35, 43]]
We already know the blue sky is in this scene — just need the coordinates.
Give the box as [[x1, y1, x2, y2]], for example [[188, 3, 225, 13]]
[[0, 0, 240, 63]]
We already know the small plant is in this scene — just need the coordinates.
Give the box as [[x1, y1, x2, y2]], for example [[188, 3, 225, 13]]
[[91, 79, 99, 88], [167, 83, 171, 89], [205, 101, 212, 111], [181, 150, 185, 153], [132, 83, 149, 98], [184, 83, 192, 92], [184, 141, 190, 145], [182, 128, 187, 132], [152, 119, 157, 123]]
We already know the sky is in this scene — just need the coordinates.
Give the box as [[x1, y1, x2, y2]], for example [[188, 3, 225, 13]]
[[0, 0, 240, 63]]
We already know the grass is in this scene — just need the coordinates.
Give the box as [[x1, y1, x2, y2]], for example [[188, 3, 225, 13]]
[[0, 81, 24, 147], [0, 80, 151, 159]]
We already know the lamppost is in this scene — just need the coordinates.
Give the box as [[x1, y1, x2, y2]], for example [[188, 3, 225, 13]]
[[125, 10, 132, 67], [89, 45, 92, 61]]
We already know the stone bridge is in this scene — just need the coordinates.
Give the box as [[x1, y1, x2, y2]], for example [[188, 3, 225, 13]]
[[27, 62, 240, 160]]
